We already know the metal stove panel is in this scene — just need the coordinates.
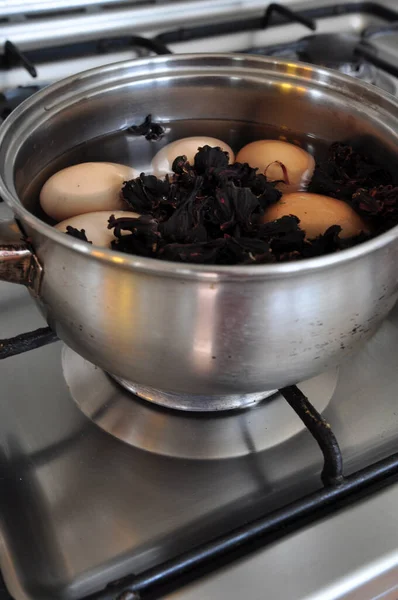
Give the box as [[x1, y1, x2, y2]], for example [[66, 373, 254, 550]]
[[0, 271, 398, 598], [165, 481, 398, 600]]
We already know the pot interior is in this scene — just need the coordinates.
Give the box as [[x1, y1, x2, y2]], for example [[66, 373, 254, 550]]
[[1, 55, 397, 220]]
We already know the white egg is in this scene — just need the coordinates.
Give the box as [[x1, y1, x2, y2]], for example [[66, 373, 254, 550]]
[[55, 210, 140, 247], [151, 136, 235, 176], [40, 162, 139, 221], [236, 140, 315, 193]]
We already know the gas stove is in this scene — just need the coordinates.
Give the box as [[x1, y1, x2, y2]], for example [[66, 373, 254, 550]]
[[2, 0, 398, 102], [1, 1, 398, 600]]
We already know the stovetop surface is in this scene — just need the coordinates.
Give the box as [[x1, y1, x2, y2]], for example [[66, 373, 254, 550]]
[[165, 481, 398, 600], [2, 1, 398, 599], [1, 1, 398, 90]]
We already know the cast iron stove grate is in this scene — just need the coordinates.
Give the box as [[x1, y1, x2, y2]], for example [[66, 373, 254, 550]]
[[3, 2, 398, 121], [158, 2, 398, 81]]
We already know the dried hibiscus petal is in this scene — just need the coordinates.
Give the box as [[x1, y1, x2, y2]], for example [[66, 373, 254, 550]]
[[109, 214, 160, 257], [65, 226, 92, 243], [122, 174, 170, 214], [127, 114, 165, 141], [104, 143, 396, 265], [193, 145, 230, 174], [309, 142, 393, 201]]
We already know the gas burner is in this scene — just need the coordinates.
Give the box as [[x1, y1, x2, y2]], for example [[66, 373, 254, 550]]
[[62, 345, 338, 459], [297, 33, 360, 68], [296, 33, 395, 94], [250, 31, 397, 96], [336, 61, 395, 93], [113, 376, 276, 412]]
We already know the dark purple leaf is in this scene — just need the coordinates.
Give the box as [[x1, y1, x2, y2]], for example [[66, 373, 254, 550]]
[[122, 174, 170, 214], [105, 143, 396, 265], [65, 226, 92, 244], [127, 114, 165, 141], [193, 145, 230, 174]]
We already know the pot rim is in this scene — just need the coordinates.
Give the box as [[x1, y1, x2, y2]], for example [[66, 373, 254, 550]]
[[1, 52, 398, 281]]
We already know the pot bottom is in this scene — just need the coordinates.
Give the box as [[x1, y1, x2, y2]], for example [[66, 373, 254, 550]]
[[111, 377, 275, 411], [62, 345, 338, 459]]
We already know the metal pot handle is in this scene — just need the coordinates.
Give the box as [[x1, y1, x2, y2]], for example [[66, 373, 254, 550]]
[[0, 220, 43, 296]]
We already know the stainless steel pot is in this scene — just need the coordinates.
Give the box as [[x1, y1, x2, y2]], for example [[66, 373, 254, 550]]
[[0, 54, 398, 411]]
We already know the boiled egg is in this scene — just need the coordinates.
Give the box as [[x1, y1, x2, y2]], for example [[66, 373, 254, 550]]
[[151, 136, 235, 176], [40, 162, 139, 221], [236, 140, 315, 193], [55, 210, 140, 247], [262, 192, 369, 239]]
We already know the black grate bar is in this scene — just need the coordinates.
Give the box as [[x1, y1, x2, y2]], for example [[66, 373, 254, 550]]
[[87, 450, 398, 600], [1, 4, 396, 68], [0, 326, 58, 359], [156, 1, 317, 45], [280, 385, 344, 487], [98, 35, 171, 56], [128, 35, 172, 56], [261, 3, 315, 31], [157, 3, 398, 46], [3, 41, 37, 78], [156, 17, 261, 44], [1, 36, 171, 76], [361, 21, 398, 39]]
